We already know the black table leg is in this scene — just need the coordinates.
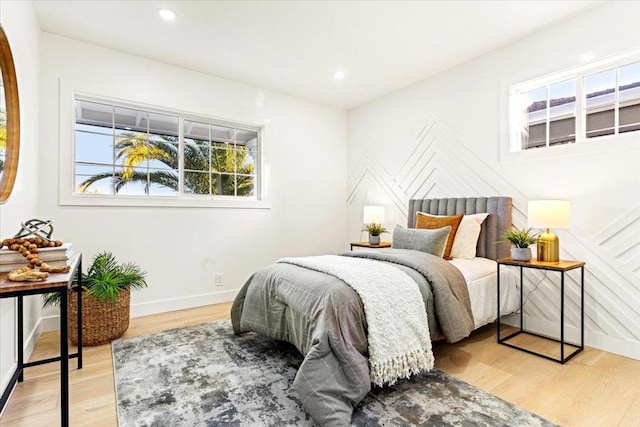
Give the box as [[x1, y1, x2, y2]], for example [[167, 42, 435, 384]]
[[581, 267, 585, 350], [496, 263, 501, 342], [77, 255, 83, 369], [519, 266, 524, 331], [560, 271, 565, 363], [60, 289, 69, 426], [17, 296, 24, 382]]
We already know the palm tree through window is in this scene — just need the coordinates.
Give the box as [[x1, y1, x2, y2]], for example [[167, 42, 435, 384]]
[[74, 99, 259, 198]]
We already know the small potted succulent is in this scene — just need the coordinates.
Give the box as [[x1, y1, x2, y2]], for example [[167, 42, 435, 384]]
[[363, 223, 388, 245], [503, 226, 538, 261]]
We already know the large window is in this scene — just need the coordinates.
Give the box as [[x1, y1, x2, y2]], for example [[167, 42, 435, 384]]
[[510, 55, 640, 152], [74, 99, 260, 199]]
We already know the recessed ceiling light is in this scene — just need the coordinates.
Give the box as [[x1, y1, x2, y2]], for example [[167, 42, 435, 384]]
[[158, 8, 176, 22], [333, 71, 345, 80]]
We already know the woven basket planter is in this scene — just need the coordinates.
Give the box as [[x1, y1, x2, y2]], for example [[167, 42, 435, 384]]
[[68, 287, 130, 346]]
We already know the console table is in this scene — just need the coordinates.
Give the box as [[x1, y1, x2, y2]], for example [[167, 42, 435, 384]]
[[0, 253, 83, 426]]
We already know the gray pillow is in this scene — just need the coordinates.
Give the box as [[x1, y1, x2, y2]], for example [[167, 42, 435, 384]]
[[391, 225, 451, 257]]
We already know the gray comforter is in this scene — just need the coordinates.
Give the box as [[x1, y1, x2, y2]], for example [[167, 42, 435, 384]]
[[231, 248, 474, 426]]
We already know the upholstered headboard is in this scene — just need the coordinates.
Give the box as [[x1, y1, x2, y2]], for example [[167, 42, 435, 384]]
[[407, 197, 512, 260]]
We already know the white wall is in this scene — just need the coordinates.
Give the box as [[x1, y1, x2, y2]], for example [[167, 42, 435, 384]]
[[39, 34, 348, 324], [0, 1, 41, 397], [347, 2, 640, 359]]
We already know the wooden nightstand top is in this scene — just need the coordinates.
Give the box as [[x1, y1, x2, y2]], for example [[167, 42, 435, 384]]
[[497, 257, 585, 272], [350, 241, 391, 249]]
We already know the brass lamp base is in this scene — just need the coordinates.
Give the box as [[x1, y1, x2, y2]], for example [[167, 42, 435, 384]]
[[537, 228, 559, 262]]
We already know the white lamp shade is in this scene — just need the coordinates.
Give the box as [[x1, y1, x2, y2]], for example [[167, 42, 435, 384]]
[[528, 200, 571, 229], [363, 205, 385, 224]]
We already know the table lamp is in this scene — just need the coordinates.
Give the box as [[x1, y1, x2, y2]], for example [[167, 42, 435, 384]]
[[527, 200, 571, 262], [363, 206, 385, 244], [363, 205, 385, 225]]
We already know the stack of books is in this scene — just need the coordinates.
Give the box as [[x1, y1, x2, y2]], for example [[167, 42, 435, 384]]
[[0, 243, 73, 273]]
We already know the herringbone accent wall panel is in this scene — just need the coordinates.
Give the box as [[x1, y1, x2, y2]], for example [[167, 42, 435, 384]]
[[348, 116, 640, 356]]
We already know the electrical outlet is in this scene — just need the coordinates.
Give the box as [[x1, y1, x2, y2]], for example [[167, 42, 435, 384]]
[[215, 273, 224, 287]]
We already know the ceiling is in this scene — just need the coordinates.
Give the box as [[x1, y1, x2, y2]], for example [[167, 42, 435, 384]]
[[32, 1, 601, 109]]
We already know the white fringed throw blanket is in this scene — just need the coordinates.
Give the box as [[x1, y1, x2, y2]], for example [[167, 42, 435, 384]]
[[277, 255, 433, 386]]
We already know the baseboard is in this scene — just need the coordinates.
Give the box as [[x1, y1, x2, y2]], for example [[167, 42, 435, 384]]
[[502, 314, 640, 361], [130, 289, 240, 318], [0, 361, 17, 407], [40, 315, 62, 333], [0, 318, 42, 418], [1, 320, 42, 386], [23, 318, 42, 362], [40, 289, 240, 332]]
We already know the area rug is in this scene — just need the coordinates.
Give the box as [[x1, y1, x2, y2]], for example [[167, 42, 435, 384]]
[[112, 320, 555, 426]]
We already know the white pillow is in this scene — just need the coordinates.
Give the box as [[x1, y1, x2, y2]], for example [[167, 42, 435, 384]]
[[450, 213, 489, 259]]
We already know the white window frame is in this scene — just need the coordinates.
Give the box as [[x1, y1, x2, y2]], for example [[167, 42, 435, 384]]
[[507, 48, 640, 158], [59, 81, 270, 209]]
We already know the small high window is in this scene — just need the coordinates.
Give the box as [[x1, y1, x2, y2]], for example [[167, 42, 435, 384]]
[[510, 55, 640, 152]]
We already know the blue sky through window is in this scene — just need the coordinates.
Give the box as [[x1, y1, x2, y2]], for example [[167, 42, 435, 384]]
[[74, 99, 258, 198]]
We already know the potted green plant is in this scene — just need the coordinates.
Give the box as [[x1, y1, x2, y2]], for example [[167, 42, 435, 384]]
[[503, 226, 538, 261], [363, 223, 388, 245], [43, 251, 147, 346]]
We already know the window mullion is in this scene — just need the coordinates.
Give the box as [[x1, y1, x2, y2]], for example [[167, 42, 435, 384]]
[[111, 106, 116, 195], [614, 67, 620, 135], [234, 141, 238, 197], [256, 133, 261, 199], [178, 117, 185, 196], [146, 113, 151, 196], [576, 74, 585, 141], [546, 85, 550, 148], [209, 125, 213, 196]]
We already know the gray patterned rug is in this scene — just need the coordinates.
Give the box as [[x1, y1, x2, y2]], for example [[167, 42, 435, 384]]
[[112, 320, 555, 426]]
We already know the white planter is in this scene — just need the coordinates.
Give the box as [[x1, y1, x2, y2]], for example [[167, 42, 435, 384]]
[[369, 235, 381, 245], [511, 247, 532, 262]]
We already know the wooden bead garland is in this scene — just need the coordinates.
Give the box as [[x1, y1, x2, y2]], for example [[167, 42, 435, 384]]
[[1, 237, 71, 281]]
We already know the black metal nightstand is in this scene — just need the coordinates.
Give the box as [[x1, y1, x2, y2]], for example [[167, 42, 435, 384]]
[[497, 257, 585, 364]]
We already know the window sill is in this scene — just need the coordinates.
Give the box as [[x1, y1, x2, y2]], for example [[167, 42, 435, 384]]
[[500, 131, 639, 164], [58, 193, 271, 209]]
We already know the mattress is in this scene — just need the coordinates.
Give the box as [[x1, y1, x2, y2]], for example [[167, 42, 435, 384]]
[[449, 257, 520, 329]]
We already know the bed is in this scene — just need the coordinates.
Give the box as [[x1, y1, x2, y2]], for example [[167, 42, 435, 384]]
[[231, 196, 518, 426]]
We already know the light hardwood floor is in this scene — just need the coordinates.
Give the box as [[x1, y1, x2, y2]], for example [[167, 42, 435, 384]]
[[1, 302, 639, 426]]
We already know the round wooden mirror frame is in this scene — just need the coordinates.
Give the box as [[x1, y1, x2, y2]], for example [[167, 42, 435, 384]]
[[0, 24, 20, 203]]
